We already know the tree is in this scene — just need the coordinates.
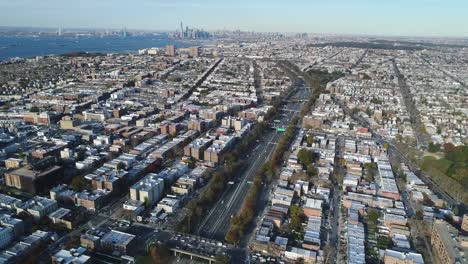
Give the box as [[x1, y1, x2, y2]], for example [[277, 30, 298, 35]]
[[306, 164, 317, 178], [148, 244, 170, 264], [377, 235, 392, 249], [443, 143, 456, 154], [289, 204, 305, 233], [30, 106, 40, 112], [305, 135, 314, 146], [452, 206, 460, 216], [419, 126, 427, 134], [116, 161, 126, 171], [395, 134, 403, 143], [18, 153, 27, 160], [415, 209, 424, 220], [225, 226, 241, 244], [143, 197, 150, 208], [75, 148, 86, 162], [428, 142, 441, 153], [71, 176, 89, 192], [297, 148, 317, 168], [367, 208, 380, 224], [363, 162, 377, 182]]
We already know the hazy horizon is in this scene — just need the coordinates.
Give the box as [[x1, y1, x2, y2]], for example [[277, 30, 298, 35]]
[[1, 0, 468, 37], [2, 26, 468, 40]]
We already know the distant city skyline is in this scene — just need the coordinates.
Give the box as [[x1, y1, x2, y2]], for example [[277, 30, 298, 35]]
[[1, 0, 467, 37]]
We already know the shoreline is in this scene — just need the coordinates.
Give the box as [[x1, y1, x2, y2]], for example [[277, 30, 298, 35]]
[[0, 35, 207, 62]]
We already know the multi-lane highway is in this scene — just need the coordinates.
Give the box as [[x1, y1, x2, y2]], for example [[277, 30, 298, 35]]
[[196, 82, 310, 241]]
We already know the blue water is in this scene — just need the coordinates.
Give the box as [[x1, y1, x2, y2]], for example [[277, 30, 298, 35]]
[[0, 35, 193, 61]]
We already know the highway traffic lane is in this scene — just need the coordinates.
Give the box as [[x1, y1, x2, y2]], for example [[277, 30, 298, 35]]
[[212, 138, 280, 238], [206, 121, 285, 237], [197, 84, 308, 239], [198, 127, 278, 236], [199, 98, 303, 238], [212, 102, 304, 238]]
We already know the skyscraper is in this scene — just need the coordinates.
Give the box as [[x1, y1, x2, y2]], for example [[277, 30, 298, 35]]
[[180, 22, 184, 39]]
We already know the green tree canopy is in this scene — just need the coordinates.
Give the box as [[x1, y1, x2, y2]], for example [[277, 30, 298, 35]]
[[71, 176, 89, 192], [148, 244, 170, 264], [30, 106, 40, 112], [297, 148, 317, 168]]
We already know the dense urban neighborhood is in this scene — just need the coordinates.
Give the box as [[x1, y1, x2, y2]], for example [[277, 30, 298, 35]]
[[0, 32, 466, 264]]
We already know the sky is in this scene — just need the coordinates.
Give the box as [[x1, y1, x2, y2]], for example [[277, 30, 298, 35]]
[[1, 0, 467, 37]]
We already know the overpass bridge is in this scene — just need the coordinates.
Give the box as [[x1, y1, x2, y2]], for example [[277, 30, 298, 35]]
[[145, 231, 230, 264], [172, 248, 218, 264]]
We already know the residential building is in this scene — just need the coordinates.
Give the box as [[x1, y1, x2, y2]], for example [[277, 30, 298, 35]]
[[0, 194, 22, 210], [431, 219, 468, 264], [303, 198, 323, 218], [130, 174, 165, 207], [16, 196, 58, 219], [5, 165, 63, 194], [52, 247, 90, 264], [100, 230, 135, 254], [0, 227, 13, 249], [383, 249, 424, 264], [462, 214, 468, 233]]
